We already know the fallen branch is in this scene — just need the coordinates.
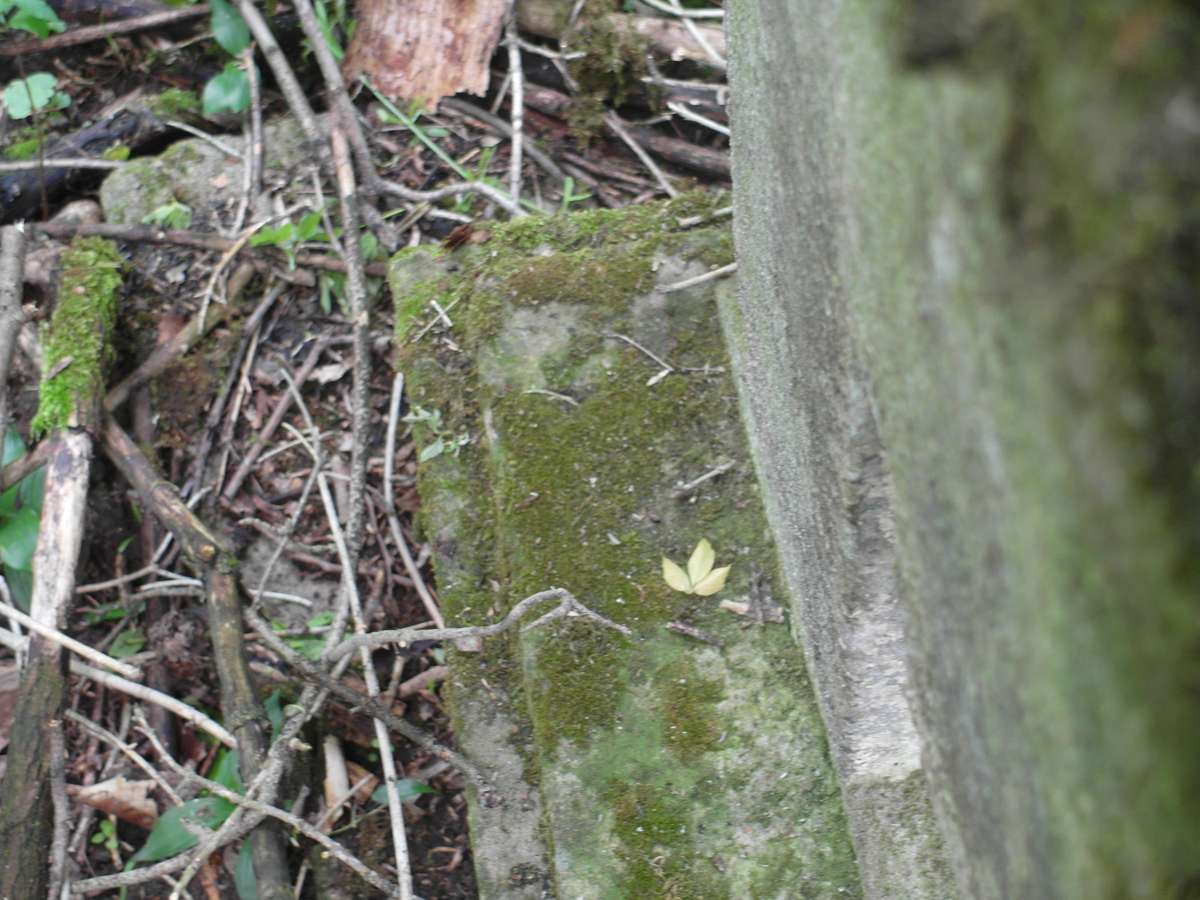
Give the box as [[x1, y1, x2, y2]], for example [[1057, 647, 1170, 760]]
[[101, 419, 291, 898], [0, 5, 208, 56], [33, 221, 390, 278], [328, 587, 631, 662], [0, 237, 121, 900]]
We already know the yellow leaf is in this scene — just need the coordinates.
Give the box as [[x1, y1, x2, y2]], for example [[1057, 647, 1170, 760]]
[[662, 557, 693, 594], [693, 565, 731, 597], [687, 538, 715, 585]]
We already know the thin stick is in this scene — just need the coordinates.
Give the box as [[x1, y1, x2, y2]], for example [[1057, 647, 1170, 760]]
[[330, 126, 372, 561], [662, 0, 726, 68], [231, 0, 325, 157], [660, 261, 737, 293], [0, 225, 27, 459], [0, 5, 209, 57], [329, 587, 630, 661], [47, 718, 71, 900], [288, 0, 381, 201], [604, 331, 674, 372], [442, 99, 566, 182], [73, 661, 236, 747], [65, 710, 183, 805], [318, 475, 413, 899], [32, 222, 389, 277], [638, 0, 723, 18], [0, 158, 124, 172], [671, 460, 734, 498], [222, 337, 330, 500], [0, 598, 142, 680], [603, 112, 677, 197], [505, 13, 525, 205], [384, 373, 443, 627], [666, 100, 730, 136]]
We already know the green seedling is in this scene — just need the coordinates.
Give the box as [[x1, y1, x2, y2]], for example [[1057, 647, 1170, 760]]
[[250, 209, 327, 269], [662, 538, 731, 596], [90, 818, 120, 854], [200, 0, 255, 116], [403, 405, 470, 461], [559, 176, 593, 212], [142, 200, 193, 230]]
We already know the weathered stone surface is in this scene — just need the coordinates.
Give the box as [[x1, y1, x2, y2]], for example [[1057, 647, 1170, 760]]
[[727, 2, 1200, 898], [393, 199, 862, 897], [99, 117, 314, 228]]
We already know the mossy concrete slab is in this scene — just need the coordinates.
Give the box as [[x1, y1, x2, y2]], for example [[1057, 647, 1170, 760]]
[[393, 198, 861, 898], [728, 1, 1200, 897]]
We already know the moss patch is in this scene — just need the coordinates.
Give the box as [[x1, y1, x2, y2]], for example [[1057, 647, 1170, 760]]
[[32, 237, 122, 435]]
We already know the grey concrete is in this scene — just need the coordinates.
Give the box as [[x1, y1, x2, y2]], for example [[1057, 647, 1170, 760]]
[[395, 205, 862, 897], [727, 1, 1200, 898]]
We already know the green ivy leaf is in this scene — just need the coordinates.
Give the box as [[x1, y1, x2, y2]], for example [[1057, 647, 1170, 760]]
[[7, 0, 65, 37], [2, 72, 60, 120], [371, 778, 437, 805], [209, 747, 244, 793], [127, 797, 236, 867], [18, 463, 45, 515], [202, 63, 251, 116], [234, 838, 258, 900], [209, 0, 250, 56], [5, 568, 32, 612], [0, 506, 39, 570], [110, 628, 146, 659]]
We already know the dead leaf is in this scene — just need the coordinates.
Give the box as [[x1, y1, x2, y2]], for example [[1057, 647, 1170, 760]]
[[67, 776, 158, 829], [343, 0, 510, 109]]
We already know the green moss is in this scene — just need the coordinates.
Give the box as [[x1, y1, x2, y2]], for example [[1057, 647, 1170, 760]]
[[497, 247, 654, 312], [148, 88, 200, 119], [601, 781, 725, 899], [31, 238, 122, 435], [658, 657, 723, 759], [3, 131, 42, 161], [565, 0, 651, 144]]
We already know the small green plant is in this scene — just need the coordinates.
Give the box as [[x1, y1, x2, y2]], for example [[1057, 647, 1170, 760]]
[[142, 200, 193, 230], [559, 176, 592, 212], [90, 818, 120, 854], [662, 538, 731, 596], [82, 599, 144, 626], [403, 406, 470, 461], [201, 0, 254, 116], [0, 71, 69, 120], [317, 230, 384, 314], [0, 0, 63, 38], [310, 0, 354, 61], [128, 692, 282, 897], [278, 610, 334, 662], [250, 208, 327, 269]]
